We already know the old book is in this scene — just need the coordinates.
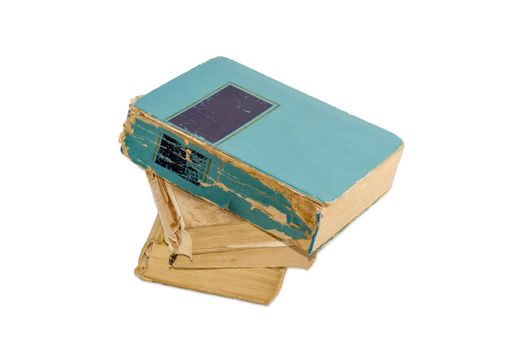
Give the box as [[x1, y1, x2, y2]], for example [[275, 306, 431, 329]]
[[148, 215, 314, 269], [120, 57, 403, 254], [136, 217, 286, 304], [146, 170, 314, 268]]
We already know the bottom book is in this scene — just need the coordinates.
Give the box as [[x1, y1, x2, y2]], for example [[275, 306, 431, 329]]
[[135, 217, 286, 305]]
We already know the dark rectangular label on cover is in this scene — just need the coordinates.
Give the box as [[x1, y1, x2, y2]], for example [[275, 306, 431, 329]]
[[167, 84, 274, 143], [154, 134, 209, 186]]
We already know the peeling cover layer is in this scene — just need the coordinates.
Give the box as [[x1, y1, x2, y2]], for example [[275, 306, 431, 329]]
[[120, 57, 404, 253]]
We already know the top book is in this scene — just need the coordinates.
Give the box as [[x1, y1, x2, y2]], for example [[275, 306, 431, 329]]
[[120, 57, 403, 254]]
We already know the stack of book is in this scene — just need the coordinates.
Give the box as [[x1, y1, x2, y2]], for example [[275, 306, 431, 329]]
[[120, 57, 403, 304]]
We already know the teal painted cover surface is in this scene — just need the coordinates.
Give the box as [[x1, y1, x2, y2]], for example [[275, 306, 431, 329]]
[[135, 57, 401, 203]]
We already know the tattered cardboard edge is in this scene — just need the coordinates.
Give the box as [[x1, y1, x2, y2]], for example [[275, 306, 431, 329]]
[[135, 216, 162, 276], [118, 96, 142, 158], [146, 169, 192, 259]]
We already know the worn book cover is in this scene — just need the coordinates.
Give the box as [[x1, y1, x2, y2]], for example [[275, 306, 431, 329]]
[[120, 57, 403, 254]]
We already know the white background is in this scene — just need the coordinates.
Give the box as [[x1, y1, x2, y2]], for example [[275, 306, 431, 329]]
[[1, 1, 524, 349]]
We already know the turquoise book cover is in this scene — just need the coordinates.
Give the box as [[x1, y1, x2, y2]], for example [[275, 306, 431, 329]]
[[120, 57, 403, 253]]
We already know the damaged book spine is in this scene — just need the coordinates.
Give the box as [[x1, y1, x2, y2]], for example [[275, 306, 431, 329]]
[[121, 101, 320, 252]]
